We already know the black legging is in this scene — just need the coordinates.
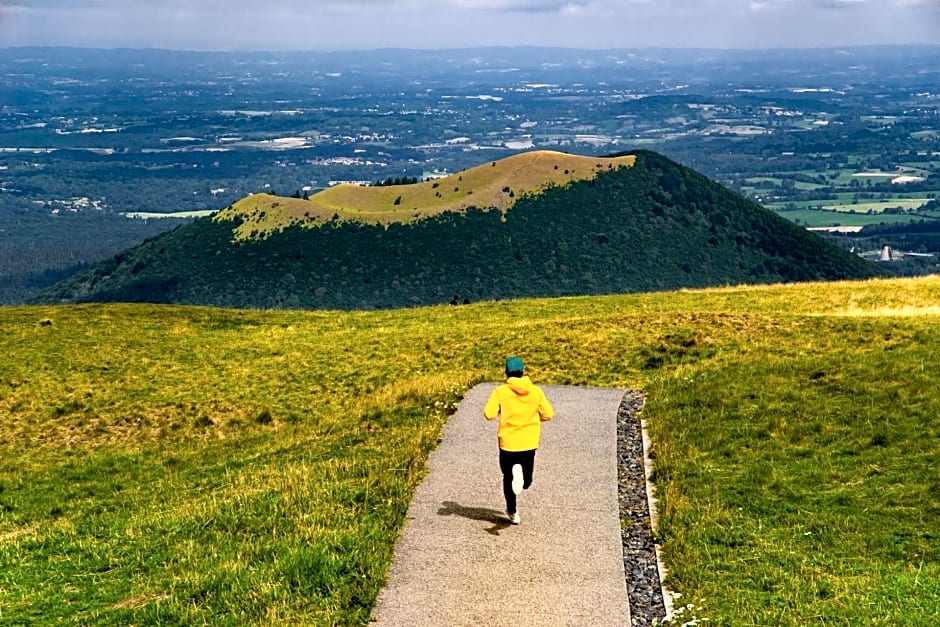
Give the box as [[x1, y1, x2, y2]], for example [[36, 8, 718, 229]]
[[498, 448, 536, 515]]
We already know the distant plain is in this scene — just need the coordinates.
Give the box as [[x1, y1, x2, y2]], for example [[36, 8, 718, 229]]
[[3, 46, 940, 303]]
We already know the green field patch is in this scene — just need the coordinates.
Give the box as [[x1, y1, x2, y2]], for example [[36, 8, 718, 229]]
[[776, 209, 930, 228], [822, 199, 930, 213], [900, 160, 940, 171], [828, 170, 862, 185], [794, 181, 828, 191]]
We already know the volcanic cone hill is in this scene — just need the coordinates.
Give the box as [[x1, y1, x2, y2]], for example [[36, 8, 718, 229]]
[[36, 150, 885, 309]]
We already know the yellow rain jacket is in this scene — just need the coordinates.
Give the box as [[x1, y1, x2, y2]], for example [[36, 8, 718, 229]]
[[483, 376, 554, 451]]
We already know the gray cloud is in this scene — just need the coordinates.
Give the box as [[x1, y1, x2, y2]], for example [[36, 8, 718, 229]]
[[813, 0, 871, 9], [450, 0, 589, 11], [0, 0, 937, 49], [0, 0, 581, 10], [0, 0, 931, 13]]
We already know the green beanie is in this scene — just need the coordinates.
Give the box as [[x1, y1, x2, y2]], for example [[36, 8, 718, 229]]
[[505, 356, 524, 375]]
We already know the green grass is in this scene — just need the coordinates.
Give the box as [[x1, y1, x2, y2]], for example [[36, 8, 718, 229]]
[[647, 308, 940, 624], [2, 277, 940, 624], [822, 199, 930, 213], [899, 160, 940, 170], [769, 197, 933, 211], [773, 209, 928, 228]]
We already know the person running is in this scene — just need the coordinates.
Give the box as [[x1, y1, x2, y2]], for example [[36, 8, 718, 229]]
[[483, 356, 554, 525]]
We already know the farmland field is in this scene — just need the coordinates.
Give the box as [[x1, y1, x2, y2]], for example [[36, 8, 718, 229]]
[[773, 208, 940, 228], [822, 199, 931, 213]]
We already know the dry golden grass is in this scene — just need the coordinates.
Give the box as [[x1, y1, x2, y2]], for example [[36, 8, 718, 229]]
[[112, 593, 170, 610], [217, 150, 636, 239], [835, 304, 940, 316]]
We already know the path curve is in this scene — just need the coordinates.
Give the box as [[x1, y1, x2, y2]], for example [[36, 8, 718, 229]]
[[372, 383, 632, 626]]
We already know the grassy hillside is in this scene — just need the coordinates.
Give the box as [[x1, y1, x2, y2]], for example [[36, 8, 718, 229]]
[[219, 150, 638, 239], [3, 276, 940, 624], [36, 151, 885, 309]]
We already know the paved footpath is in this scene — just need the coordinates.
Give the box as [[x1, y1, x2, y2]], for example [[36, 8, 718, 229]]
[[372, 383, 631, 626]]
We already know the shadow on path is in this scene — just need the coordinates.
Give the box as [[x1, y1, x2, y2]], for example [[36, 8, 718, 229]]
[[438, 501, 511, 536]]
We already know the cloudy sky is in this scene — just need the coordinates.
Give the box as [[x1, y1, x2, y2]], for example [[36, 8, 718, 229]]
[[1, 0, 938, 51]]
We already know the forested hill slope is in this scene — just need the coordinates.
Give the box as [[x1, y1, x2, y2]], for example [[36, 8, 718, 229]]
[[36, 151, 885, 309]]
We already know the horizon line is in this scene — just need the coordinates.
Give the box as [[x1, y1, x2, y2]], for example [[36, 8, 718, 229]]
[[2, 42, 940, 54]]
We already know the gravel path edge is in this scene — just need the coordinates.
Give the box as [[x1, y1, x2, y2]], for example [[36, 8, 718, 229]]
[[617, 391, 671, 626]]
